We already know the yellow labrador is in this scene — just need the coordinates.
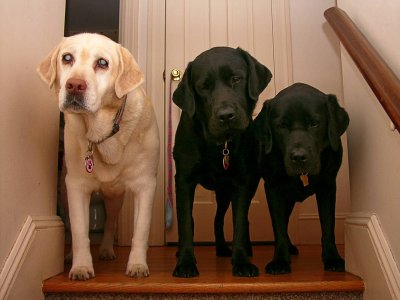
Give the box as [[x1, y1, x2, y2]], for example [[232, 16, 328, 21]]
[[37, 33, 159, 280]]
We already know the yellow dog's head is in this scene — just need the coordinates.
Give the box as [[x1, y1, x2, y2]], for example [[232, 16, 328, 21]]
[[37, 33, 143, 113]]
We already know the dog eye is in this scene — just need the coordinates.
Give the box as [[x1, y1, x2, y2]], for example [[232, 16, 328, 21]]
[[62, 53, 74, 65], [199, 80, 212, 91], [231, 76, 241, 85], [309, 121, 320, 128], [96, 58, 109, 69]]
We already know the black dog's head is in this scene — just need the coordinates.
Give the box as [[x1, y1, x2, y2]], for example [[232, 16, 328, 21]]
[[173, 47, 272, 143], [254, 83, 349, 176]]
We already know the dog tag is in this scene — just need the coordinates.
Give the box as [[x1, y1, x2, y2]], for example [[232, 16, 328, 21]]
[[222, 141, 230, 170], [300, 174, 309, 187], [85, 142, 94, 173], [223, 155, 230, 170], [85, 156, 94, 173]]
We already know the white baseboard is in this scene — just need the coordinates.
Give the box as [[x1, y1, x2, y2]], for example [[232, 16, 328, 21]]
[[346, 213, 400, 299], [0, 216, 64, 300]]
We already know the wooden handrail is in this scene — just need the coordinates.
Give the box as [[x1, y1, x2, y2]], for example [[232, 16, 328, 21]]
[[325, 7, 400, 131]]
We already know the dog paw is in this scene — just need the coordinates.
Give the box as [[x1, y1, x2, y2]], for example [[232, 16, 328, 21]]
[[126, 263, 150, 278], [173, 261, 199, 278], [69, 266, 95, 280], [99, 248, 116, 261], [324, 257, 345, 272], [216, 245, 232, 257], [174, 248, 199, 277], [265, 260, 291, 274], [232, 262, 259, 277]]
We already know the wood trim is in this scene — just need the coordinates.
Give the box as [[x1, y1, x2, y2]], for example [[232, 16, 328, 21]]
[[0, 216, 64, 299], [270, 0, 298, 243], [117, 0, 139, 247], [118, 0, 165, 246], [298, 213, 347, 220], [271, 0, 293, 93], [142, 0, 166, 246], [118, 0, 139, 54], [324, 7, 400, 132], [346, 213, 400, 299]]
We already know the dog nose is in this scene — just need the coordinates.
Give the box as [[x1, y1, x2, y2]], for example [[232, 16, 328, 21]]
[[218, 107, 236, 123], [290, 149, 308, 164], [66, 78, 87, 94]]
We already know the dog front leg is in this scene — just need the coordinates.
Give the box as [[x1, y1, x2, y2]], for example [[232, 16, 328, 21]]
[[66, 177, 94, 280], [126, 177, 157, 278], [231, 189, 259, 277], [316, 181, 345, 272], [264, 182, 292, 274], [173, 179, 198, 278]]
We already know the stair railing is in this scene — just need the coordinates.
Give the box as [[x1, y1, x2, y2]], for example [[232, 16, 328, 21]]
[[324, 7, 400, 132]]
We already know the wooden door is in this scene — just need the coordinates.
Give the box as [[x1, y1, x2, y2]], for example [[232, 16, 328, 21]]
[[165, 0, 278, 244], [119, 0, 349, 247]]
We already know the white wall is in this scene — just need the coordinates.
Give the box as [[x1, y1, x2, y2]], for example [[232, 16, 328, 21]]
[[288, 0, 351, 244], [337, 0, 400, 298], [338, 1, 400, 248], [0, 1, 65, 298]]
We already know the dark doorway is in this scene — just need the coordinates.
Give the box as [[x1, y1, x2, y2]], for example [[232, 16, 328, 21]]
[[65, 0, 120, 41]]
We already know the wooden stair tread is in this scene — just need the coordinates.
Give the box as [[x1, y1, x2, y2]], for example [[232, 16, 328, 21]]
[[43, 245, 364, 294]]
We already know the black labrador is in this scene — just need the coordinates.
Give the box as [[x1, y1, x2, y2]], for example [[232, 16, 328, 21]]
[[172, 47, 272, 277], [254, 83, 349, 274]]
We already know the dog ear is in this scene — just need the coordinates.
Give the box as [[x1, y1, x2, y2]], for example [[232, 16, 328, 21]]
[[237, 48, 272, 102], [37, 44, 60, 89], [326, 94, 350, 151], [254, 100, 273, 154], [115, 46, 144, 98], [172, 62, 196, 117]]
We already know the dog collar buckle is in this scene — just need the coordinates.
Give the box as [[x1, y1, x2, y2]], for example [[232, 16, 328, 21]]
[[300, 173, 309, 187], [222, 141, 230, 170], [85, 142, 95, 173]]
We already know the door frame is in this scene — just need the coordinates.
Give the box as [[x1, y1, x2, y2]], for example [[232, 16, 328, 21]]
[[118, 0, 294, 246], [118, 0, 166, 246]]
